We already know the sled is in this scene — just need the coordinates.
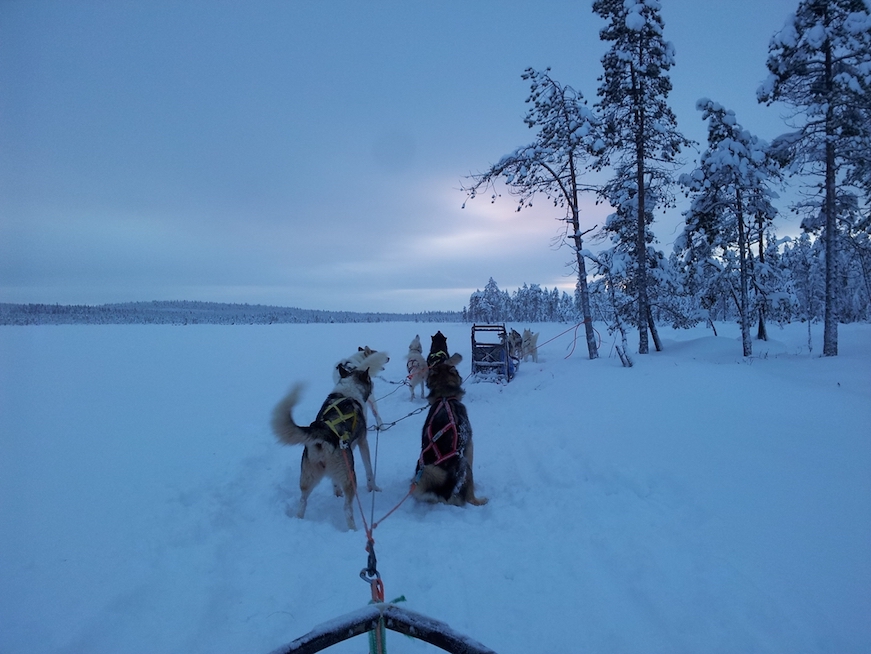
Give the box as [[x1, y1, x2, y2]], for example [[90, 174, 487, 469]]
[[271, 603, 496, 654], [470, 323, 516, 382]]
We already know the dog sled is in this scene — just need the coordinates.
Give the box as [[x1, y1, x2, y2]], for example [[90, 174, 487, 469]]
[[273, 602, 496, 654], [470, 324, 516, 382]]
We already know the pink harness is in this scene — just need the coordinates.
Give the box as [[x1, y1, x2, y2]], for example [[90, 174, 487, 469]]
[[419, 397, 460, 466]]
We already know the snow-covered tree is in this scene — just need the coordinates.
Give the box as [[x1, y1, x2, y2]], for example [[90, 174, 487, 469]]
[[463, 68, 602, 359], [468, 277, 510, 323], [592, 0, 691, 354], [757, 0, 871, 356], [678, 100, 781, 356], [585, 249, 635, 366]]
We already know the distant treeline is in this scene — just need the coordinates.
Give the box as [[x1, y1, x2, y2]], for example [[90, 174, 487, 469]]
[[0, 301, 463, 326]]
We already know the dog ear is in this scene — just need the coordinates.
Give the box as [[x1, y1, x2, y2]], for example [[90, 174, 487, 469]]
[[337, 363, 352, 378]]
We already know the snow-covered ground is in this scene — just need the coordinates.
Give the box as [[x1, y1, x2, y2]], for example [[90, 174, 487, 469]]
[[1, 321, 869, 654]]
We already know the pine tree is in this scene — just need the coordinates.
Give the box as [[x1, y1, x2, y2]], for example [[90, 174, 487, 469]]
[[463, 68, 602, 359], [468, 277, 507, 322], [757, 0, 871, 356], [679, 100, 781, 356], [592, 0, 691, 354]]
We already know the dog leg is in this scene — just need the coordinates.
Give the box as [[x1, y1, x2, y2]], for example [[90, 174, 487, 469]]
[[367, 397, 383, 428], [343, 486, 356, 530], [355, 434, 382, 492], [343, 501, 356, 529], [460, 441, 488, 506], [296, 447, 326, 519], [463, 471, 489, 506], [330, 460, 358, 531]]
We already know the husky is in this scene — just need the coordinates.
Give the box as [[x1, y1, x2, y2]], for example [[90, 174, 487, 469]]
[[413, 334, 487, 507], [507, 328, 523, 362], [427, 330, 450, 367], [271, 365, 373, 530], [405, 334, 428, 401], [335, 346, 389, 382], [332, 346, 390, 492], [522, 329, 540, 363], [508, 328, 522, 357]]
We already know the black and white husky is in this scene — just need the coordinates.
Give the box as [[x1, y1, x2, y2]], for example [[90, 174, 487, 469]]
[[271, 364, 375, 530], [332, 346, 389, 491], [413, 334, 488, 507]]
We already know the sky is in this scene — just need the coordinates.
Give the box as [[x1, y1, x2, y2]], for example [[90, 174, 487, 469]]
[[0, 0, 802, 313]]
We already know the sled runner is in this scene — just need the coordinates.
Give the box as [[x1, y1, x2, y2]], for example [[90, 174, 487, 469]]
[[470, 323, 515, 382]]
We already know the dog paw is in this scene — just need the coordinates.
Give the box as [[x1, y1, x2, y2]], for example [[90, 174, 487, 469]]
[[367, 481, 383, 492]]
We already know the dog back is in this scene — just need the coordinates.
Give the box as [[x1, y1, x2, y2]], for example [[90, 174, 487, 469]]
[[419, 397, 470, 467], [314, 393, 367, 449]]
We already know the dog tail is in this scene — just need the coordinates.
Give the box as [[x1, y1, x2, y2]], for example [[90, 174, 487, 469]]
[[271, 384, 315, 446]]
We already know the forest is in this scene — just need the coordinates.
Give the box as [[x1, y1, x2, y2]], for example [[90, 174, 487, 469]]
[[463, 0, 870, 360]]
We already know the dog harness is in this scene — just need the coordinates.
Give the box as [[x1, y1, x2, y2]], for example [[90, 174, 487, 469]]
[[419, 397, 460, 466], [407, 357, 423, 378], [318, 394, 361, 449], [427, 350, 449, 367]]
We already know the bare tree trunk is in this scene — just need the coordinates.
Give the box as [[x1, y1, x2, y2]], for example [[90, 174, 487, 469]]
[[737, 190, 752, 357], [605, 264, 633, 368], [575, 250, 599, 360], [568, 171, 598, 360], [631, 60, 649, 355], [756, 217, 768, 341], [707, 317, 718, 336], [823, 38, 838, 356], [647, 306, 662, 352]]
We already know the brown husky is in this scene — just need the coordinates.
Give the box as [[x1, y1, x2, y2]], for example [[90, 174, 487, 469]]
[[413, 334, 488, 507], [271, 365, 373, 530]]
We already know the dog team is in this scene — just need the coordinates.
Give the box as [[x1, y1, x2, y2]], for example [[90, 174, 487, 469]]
[[271, 328, 538, 529]]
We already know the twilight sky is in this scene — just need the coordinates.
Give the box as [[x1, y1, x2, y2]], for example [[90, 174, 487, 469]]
[[1, 0, 800, 313]]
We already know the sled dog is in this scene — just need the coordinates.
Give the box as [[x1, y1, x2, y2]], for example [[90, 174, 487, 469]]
[[405, 334, 428, 401], [427, 330, 450, 367], [413, 334, 487, 507], [332, 346, 390, 491], [507, 328, 523, 362], [522, 329, 539, 363], [271, 365, 373, 530]]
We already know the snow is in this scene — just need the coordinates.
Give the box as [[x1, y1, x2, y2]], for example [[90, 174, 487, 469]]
[[1, 321, 870, 654], [806, 23, 829, 49], [774, 19, 799, 49], [625, 9, 646, 32]]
